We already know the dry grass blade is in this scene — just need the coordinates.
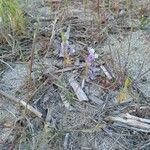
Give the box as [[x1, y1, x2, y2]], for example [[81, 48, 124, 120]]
[[0, 59, 14, 71], [45, 16, 59, 55], [28, 23, 39, 80]]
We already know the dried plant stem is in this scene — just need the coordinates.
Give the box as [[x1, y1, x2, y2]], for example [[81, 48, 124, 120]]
[[123, 5, 133, 71], [46, 16, 59, 55], [29, 78, 50, 101], [97, 0, 100, 16], [28, 23, 39, 80], [0, 59, 14, 71], [0, 90, 42, 118]]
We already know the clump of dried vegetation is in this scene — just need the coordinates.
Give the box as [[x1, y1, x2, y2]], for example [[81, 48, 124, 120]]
[[0, 0, 150, 149]]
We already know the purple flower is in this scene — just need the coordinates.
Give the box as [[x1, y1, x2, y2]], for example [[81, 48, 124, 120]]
[[59, 40, 75, 58], [68, 45, 75, 55], [86, 47, 98, 80], [86, 47, 98, 66], [88, 66, 95, 80]]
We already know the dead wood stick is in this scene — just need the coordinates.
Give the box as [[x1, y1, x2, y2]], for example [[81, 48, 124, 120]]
[[121, 113, 150, 124], [69, 76, 88, 102], [105, 114, 150, 132], [0, 90, 42, 118], [100, 64, 113, 80]]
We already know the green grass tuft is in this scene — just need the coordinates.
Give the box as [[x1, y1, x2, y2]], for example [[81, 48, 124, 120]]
[[0, 0, 26, 34]]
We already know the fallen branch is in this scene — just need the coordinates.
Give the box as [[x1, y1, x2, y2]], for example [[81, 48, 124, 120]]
[[105, 113, 150, 133], [121, 113, 150, 124], [0, 90, 42, 118]]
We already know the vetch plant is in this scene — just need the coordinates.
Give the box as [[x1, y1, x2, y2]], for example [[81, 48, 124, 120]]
[[84, 47, 98, 81], [82, 47, 98, 88], [59, 26, 75, 65]]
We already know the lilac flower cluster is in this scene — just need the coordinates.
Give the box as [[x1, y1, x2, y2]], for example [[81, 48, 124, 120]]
[[59, 41, 75, 57], [86, 47, 98, 80]]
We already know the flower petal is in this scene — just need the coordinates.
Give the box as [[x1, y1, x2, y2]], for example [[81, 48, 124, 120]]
[[88, 47, 95, 54], [94, 53, 98, 59], [68, 45, 75, 55]]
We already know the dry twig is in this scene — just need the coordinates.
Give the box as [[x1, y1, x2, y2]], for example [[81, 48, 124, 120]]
[[68, 76, 88, 102], [0, 90, 42, 118], [105, 113, 150, 133]]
